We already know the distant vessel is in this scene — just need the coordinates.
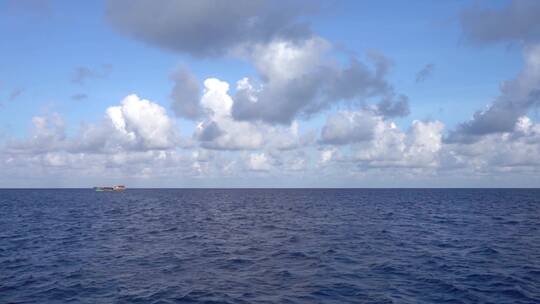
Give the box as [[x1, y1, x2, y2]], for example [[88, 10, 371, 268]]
[[94, 185, 126, 192]]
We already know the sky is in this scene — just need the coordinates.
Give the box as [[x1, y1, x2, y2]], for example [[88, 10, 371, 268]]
[[0, 0, 539, 188]]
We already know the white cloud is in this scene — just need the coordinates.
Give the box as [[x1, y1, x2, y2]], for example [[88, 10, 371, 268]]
[[200, 78, 234, 117], [73, 94, 179, 152], [319, 109, 445, 169], [248, 37, 331, 82], [450, 43, 540, 140], [444, 116, 540, 171], [3, 87, 540, 187], [193, 78, 307, 151], [247, 152, 271, 171], [106, 94, 178, 150], [319, 147, 337, 165], [6, 94, 179, 157], [352, 119, 444, 168], [7, 113, 66, 153], [320, 110, 381, 145], [231, 37, 408, 124]]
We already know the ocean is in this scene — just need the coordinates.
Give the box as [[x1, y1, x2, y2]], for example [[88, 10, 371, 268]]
[[1, 189, 539, 303]]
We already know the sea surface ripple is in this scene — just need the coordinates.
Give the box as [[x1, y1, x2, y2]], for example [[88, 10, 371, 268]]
[[1, 189, 539, 303]]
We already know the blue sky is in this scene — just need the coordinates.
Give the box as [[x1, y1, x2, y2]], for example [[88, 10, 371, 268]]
[[1, 0, 539, 187]]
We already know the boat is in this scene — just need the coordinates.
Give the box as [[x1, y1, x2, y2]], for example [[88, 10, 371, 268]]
[[94, 185, 126, 192]]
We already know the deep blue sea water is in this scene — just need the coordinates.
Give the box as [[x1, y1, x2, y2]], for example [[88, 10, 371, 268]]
[[1, 189, 539, 303]]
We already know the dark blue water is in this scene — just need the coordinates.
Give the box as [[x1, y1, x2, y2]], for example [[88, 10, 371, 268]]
[[1, 189, 539, 303]]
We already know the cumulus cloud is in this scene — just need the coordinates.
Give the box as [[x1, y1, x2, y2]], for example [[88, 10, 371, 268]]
[[106, 0, 315, 57], [193, 78, 307, 150], [111, 1, 408, 125], [8, 94, 179, 155], [71, 64, 112, 85], [351, 119, 443, 168], [0, 94, 200, 185], [318, 109, 445, 169], [247, 152, 271, 171], [8, 113, 66, 153], [82, 94, 179, 151], [319, 147, 337, 165], [443, 116, 540, 172], [232, 38, 408, 124], [451, 2, 540, 142], [415, 63, 435, 83], [320, 110, 381, 145], [195, 121, 223, 142], [4, 103, 540, 186], [318, 109, 540, 177], [449, 43, 540, 142]]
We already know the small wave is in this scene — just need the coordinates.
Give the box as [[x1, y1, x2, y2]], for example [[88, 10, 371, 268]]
[[1, 189, 539, 303], [468, 246, 499, 256]]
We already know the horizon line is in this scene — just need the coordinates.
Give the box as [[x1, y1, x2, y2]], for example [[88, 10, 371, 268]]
[[0, 187, 539, 190]]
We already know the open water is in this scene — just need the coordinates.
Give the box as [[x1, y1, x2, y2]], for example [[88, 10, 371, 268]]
[[1, 189, 539, 303]]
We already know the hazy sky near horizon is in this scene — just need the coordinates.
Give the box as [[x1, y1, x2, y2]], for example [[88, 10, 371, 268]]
[[1, 0, 540, 187]]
